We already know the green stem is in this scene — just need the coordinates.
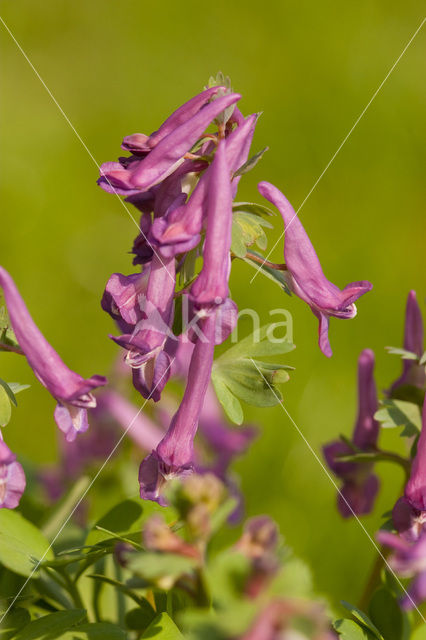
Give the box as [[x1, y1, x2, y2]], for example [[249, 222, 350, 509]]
[[243, 250, 288, 271]]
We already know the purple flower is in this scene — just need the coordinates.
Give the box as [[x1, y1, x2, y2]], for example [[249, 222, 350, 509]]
[[323, 349, 379, 517], [0, 437, 26, 509], [99, 92, 241, 194], [121, 86, 227, 154], [392, 496, 426, 542], [378, 530, 426, 610], [404, 396, 426, 512], [257, 182, 372, 357], [111, 254, 176, 367], [139, 314, 216, 504], [0, 266, 107, 442], [101, 269, 151, 332], [150, 114, 258, 258], [389, 290, 425, 395], [190, 139, 232, 308]]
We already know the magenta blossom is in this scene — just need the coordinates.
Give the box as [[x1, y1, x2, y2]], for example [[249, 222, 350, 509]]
[[389, 290, 425, 395], [0, 267, 107, 442], [190, 139, 232, 308], [404, 396, 426, 511], [139, 314, 216, 504], [378, 530, 426, 610], [391, 397, 426, 541], [111, 254, 175, 367], [121, 86, 227, 154], [101, 269, 150, 333], [257, 182, 372, 357], [0, 437, 26, 509], [323, 349, 379, 517], [99, 91, 241, 194], [150, 114, 258, 257]]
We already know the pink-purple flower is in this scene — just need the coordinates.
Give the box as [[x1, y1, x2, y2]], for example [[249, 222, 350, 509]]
[[257, 182, 372, 357], [389, 290, 425, 395], [0, 437, 26, 509], [323, 349, 379, 517], [0, 266, 107, 441], [139, 314, 216, 504]]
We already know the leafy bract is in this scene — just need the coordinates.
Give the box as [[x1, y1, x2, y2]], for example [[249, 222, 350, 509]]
[[374, 399, 422, 437], [233, 146, 268, 178], [231, 202, 273, 258], [212, 324, 294, 424]]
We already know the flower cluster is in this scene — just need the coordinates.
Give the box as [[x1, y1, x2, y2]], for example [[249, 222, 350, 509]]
[[324, 290, 426, 615], [98, 77, 372, 506]]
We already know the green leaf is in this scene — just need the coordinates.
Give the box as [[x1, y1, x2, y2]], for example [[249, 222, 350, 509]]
[[140, 612, 184, 639], [385, 346, 419, 360], [0, 378, 17, 407], [86, 574, 149, 606], [233, 147, 269, 178], [60, 623, 127, 639], [0, 608, 31, 639], [13, 610, 86, 640], [412, 625, 426, 640], [211, 325, 294, 423], [368, 587, 405, 640], [374, 399, 422, 437], [211, 375, 244, 425], [0, 304, 19, 350], [233, 201, 275, 217], [242, 250, 292, 295], [127, 552, 196, 585], [0, 509, 54, 577], [420, 351, 426, 367], [207, 550, 251, 606], [231, 211, 272, 258], [333, 619, 378, 640], [125, 604, 157, 631], [0, 384, 12, 427], [8, 382, 30, 395], [341, 601, 383, 639]]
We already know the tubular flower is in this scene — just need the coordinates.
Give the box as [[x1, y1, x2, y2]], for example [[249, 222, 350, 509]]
[[0, 266, 107, 441], [111, 253, 176, 367], [323, 349, 379, 517], [190, 139, 233, 308], [150, 114, 258, 257], [378, 530, 426, 610], [257, 182, 372, 357], [98, 91, 241, 194], [138, 313, 216, 504], [101, 269, 151, 333], [0, 437, 26, 509], [389, 290, 425, 395], [404, 396, 426, 512]]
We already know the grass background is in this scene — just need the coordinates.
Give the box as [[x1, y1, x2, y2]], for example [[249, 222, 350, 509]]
[[1, 0, 425, 610]]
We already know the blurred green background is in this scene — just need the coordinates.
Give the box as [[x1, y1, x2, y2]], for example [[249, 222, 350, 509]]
[[1, 0, 425, 611]]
